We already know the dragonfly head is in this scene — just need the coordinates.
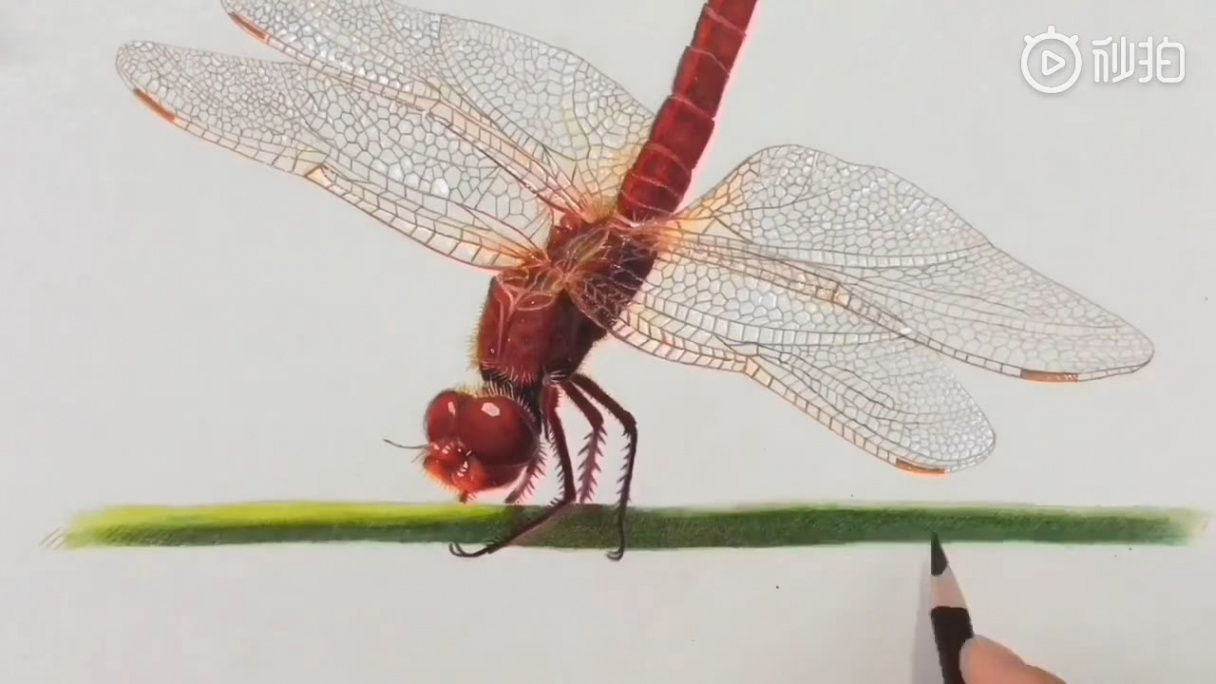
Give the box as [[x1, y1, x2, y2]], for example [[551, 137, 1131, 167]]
[[419, 389, 539, 499]]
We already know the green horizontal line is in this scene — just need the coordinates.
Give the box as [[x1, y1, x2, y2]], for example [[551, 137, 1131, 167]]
[[56, 501, 1207, 551]]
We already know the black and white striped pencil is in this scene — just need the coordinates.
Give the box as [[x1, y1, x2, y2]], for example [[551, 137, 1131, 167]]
[[930, 532, 975, 684]]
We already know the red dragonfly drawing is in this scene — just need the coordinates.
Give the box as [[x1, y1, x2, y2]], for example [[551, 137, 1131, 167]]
[[116, 0, 1153, 560]]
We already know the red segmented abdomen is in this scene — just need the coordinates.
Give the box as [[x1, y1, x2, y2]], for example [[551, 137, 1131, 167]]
[[614, 0, 758, 223]]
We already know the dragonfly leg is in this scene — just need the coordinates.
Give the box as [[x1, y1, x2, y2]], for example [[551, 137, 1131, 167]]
[[562, 381, 607, 503], [504, 445, 546, 504], [569, 374, 638, 562], [449, 385, 576, 558]]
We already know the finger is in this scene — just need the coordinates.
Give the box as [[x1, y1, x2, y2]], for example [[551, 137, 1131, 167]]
[[960, 636, 1067, 683]]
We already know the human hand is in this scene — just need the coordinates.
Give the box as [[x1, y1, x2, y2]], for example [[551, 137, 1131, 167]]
[[960, 636, 1066, 683]]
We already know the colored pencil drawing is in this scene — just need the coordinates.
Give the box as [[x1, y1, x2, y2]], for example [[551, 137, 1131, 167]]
[[103, 0, 1154, 559], [56, 501, 1205, 550]]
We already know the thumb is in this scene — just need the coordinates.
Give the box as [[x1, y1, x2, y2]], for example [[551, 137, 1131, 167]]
[[960, 635, 1067, 684]]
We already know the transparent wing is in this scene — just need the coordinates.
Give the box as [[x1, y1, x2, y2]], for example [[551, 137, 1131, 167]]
[[612, 266, 995, 472], [582, 230, 994, 472], [676, 145, 1155, 381], [116, 41, 551, 269], [221, 0, 655, 215], [571, 144, 1153, 472]]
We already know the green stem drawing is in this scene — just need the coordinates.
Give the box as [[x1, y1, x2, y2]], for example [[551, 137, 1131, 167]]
[[58, 501, 1206, 550]]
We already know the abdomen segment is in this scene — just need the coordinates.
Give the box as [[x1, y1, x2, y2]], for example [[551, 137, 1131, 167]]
[[615, 0, 758, 223]]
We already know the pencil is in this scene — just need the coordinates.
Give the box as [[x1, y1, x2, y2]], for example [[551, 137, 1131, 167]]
[[930, 532, 975, 684]]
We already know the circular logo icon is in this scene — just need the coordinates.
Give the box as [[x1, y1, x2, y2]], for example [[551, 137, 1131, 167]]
[[1021, 26, 1083, 94]]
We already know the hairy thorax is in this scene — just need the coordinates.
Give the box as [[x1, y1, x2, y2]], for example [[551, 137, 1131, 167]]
[[474, 215, 660, 387]]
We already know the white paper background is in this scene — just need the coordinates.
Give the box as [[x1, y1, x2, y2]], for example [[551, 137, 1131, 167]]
[[3, 0, 1215, 680]]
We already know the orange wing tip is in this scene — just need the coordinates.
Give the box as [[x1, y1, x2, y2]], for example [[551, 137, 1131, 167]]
[[894, 459, 948, 478], [1020, 369, 1081, 383], [228, 12, 270, 43], [132, 89, 176, 123], [303, 165, 328, 185]]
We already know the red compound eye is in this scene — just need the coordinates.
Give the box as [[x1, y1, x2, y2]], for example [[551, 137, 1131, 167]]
[[423, 390, 466, 441], [456, 395, 536, 467]]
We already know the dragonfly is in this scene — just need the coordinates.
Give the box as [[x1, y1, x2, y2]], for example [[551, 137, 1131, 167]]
[[116, 0, 1153, 560]]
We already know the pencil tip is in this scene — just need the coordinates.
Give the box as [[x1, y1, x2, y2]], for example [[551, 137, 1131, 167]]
[[930, 532, 948, 576]]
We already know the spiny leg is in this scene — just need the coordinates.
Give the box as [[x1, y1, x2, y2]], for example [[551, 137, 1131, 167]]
[[562, 381, 607, 503], [449, 385, 576, 558], [570, 373, 638, 561], [506, 400, 557, 504]]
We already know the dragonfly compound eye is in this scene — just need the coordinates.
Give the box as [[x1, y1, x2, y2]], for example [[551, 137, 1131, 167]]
[[420, 392, 539, 497], [423, 389, 467, 441], [457, 396, 538, 469]]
